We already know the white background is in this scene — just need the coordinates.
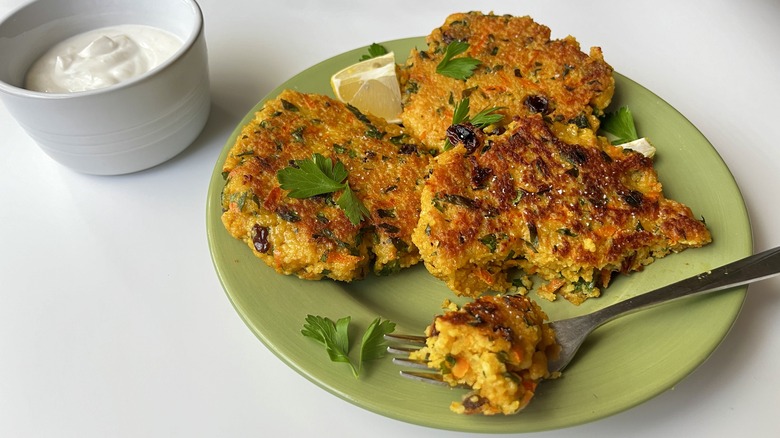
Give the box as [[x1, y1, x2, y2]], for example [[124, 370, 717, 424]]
[[1, 0, 779, 437]]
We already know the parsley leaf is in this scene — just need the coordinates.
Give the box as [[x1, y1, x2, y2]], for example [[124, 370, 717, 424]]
[[601, 106, 639, 144], [277, 153, 369, 225], [359, 318, 396, 370], [302, 315, 396, 378], [451, 98, 471, 125], [469, 104, 506, 128], [436, 41, 481, 80], [336, 184, 370, 226], [301, 315, 355, 375], [451, 98, 505, 127], [277, 153, 346, 197], [359, 43, 389, 61]]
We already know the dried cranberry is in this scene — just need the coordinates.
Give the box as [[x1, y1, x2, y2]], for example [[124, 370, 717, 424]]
[[446, 123, 480, 154], [471, 166, 493, 189], [524, 95, 550, 114], [462, 395, 488, 412], [252, 224, 270, 253], [623, 190, 644, 208], [398, 143, 417, 155]]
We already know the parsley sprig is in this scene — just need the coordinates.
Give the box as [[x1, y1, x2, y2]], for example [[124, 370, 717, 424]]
[[436, 41, 481, 80], [452, 98, 505, 127], [301, 315, 396, 378], [276, 153, 369, 225], [601, 106, 639, 144], [359, 43, 389, 61]]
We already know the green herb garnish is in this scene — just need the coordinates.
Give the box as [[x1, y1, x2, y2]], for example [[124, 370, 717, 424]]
[[452, 98, 505, 127], [358, 318, 396, 369], [451, 97, 471, 125], [359, 43, 389, 61], [469, 105, 506, 128], [301, 315, 396, 378], [276, 153, 369, 225], [436, 41, 481, 80], [601, 106, 639, 144], [301, 315, 352, 369]]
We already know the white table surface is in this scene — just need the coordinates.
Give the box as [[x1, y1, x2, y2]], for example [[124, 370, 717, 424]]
[[2, 0, 779, 436]]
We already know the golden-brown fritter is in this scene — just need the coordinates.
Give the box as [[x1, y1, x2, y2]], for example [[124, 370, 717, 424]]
[[399, 12, 615, 151], [410, 294, 559, 415], [221, 89, 432, 281], [412, 116, 712, 304]]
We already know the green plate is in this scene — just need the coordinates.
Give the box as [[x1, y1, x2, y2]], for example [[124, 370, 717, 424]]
[[206, 37, 752, 433]]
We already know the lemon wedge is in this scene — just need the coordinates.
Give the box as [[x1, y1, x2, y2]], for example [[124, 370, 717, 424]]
[[330, 52, 402, 123]]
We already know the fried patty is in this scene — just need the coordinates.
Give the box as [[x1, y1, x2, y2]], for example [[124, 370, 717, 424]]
[[399, 12, 615, 151], [412, 116, 712, 303], [221, 89, 432, 281], [410, 294, 558, 415]]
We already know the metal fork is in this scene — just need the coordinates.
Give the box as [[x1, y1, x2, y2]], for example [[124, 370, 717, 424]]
[[386, 246, 780, 383]]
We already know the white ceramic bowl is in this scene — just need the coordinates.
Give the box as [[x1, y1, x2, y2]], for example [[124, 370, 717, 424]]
[[0, 0, 210, 175]]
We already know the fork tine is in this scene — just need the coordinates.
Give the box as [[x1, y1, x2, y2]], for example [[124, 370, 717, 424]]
[[386, 333, 464, 387], [391, 357, 430, 369], [384, 333, 427, 345], [386, 345, 419, 355], [399, 370, 471, 388], [398, 370, 452, 387]]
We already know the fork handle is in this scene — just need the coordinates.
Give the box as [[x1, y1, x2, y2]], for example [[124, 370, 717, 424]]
[[588, 245, 780, 327]]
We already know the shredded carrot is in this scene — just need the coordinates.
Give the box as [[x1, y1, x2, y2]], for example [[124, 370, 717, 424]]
[[511, 347, 525, 364], [262, 186, 282, 210], [451, 356, 470, 379], [326, 251, 360, 264], [538, 278, 566, 295], [595, 224, 617, 238], [475, 268, 495, 285]]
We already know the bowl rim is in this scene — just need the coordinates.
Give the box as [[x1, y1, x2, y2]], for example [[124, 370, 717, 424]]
[[0, 0, 205, 99]]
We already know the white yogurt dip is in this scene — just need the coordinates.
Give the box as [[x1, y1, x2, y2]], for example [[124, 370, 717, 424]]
[[25, 24, 182, 93]]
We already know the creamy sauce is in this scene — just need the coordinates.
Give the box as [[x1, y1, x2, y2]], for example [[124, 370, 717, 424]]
[[25, 24, 182, 93]]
